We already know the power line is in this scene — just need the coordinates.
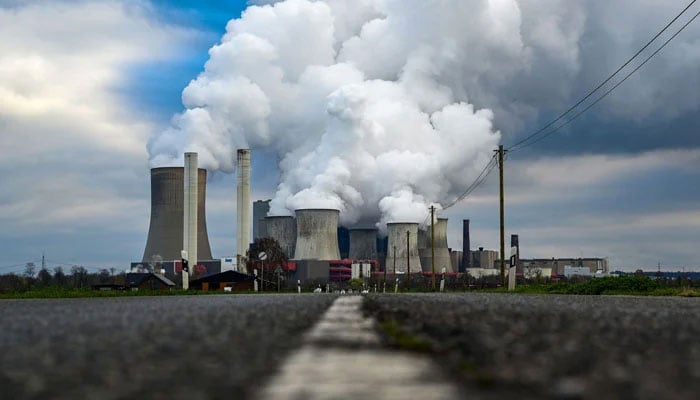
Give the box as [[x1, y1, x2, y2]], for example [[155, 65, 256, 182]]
[[45, 259, 117, 272], [0, 263, 35, 270], [508, 0, 698, 153], [442, 153, 499, 211], [511, 7, 700, 153], [419, 153, 497, 225]]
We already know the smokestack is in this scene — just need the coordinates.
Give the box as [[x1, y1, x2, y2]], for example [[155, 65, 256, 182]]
[[348, 228, 378, 260], [420, 218, 453, 273], [183, 152, 198, 268], [385, 223, 422, 273], [143, 167, 212, 262], [265, 216, 297, 259], [462, 219, 470, 272], [293, 209, 340, 260], [510, 234, 520, 273], [236, 149, 251, 270]]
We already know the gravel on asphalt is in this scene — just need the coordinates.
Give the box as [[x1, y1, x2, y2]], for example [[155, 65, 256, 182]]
[[0, 294, 336, 400], [364, 293, 700, 400]]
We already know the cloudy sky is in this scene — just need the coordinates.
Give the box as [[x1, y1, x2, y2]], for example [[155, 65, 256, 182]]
[[1, 0, 698, 274]]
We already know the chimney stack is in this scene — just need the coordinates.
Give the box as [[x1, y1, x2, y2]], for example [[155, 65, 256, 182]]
[[236, 149, 251, 271], [183, 152, 198, 268], [462, 219, 470, 272]]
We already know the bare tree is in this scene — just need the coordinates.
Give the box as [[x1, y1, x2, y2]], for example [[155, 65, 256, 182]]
[[24, 262, 36, 278]]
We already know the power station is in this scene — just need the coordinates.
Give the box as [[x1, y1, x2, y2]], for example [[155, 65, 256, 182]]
[[135, 150, 609, 287]]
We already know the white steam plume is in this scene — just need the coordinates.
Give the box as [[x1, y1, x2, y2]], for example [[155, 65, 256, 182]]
[[148, 0, 576, 228]]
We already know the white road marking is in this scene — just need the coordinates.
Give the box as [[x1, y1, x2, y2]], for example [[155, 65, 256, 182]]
[[260, 296, 462, 400]]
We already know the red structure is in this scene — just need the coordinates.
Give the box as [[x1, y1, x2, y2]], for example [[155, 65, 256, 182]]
[[328, 259, 380, 282]]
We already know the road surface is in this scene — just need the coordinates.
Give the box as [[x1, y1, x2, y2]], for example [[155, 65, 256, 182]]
[[364, 293, 700, 399], [0, 294, 336, 399], [2, 293, 698, 399]]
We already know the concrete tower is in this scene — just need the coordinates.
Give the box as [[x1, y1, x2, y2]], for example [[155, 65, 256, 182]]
[[420, 218, 453, 273], [265, 216, 297, 259], [183, 152, 198, 267], [348, 228, 378, 260], [385, 223, 422, 273], [293, 209, 340, 260], [236, 149, 251, 271], [142, 167, 212, 262]]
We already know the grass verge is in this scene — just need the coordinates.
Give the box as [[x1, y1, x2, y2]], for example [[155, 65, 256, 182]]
[[478, 276, 699, 296], [378, 319, 432, 352]]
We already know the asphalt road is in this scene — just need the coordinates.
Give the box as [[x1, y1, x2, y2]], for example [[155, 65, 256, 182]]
[[2, 293, 699, 400], [0, 294, 337, 400], [364, 293, 700, 400]]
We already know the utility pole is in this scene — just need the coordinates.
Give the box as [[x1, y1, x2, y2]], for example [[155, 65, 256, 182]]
[[42, 252, 45, 271], [430, 205, 436, 291], [406, 230, 411, 291], [496, 145, 506, 287], [393, 246, 397, 276], [383, 251, 387, 292]]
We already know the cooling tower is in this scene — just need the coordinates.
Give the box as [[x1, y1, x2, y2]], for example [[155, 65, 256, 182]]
[[450, 251, 463, 273], [236, 149, 251, 267], [265, 216, 297, 259], [420, 218, 454, 273], [293, 209, 340, 260], [142, 167, 212, 262], [385, 223, 422, 273], [348, 228, 378, 260], [183, 152, 198, 267], [417, 228, 427, 249]]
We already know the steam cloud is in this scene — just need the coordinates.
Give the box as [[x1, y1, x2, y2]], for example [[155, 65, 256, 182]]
[[148, 0, 579, 228]]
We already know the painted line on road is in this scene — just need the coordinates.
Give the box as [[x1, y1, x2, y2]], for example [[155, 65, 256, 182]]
[[260, 296, 462, 399]]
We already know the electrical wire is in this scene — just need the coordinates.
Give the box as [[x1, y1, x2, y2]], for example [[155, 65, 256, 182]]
[[508, 0, 698, 153], [510, 7, 700, 153], [442, 153, 499, 211]]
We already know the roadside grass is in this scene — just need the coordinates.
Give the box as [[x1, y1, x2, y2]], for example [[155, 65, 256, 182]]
[[379, 319, 432, 352], [478, 276, 699, 297]]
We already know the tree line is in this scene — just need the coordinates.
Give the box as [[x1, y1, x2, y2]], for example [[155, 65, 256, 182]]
[[0, 263, 124, 293]]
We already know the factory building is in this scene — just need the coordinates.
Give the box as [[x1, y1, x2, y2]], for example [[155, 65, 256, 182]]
[[348, 228, 378, 260], [253, 199, 271, 240], [520, 258, 609, 276]]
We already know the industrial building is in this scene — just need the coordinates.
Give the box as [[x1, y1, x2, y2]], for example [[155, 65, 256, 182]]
[[136, 150, 610, 288], [520, 258, 609, 276], [253, 199, 271, 240]]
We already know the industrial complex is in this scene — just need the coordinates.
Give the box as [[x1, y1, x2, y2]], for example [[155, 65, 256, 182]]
[[131, 150, 608, 289]]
